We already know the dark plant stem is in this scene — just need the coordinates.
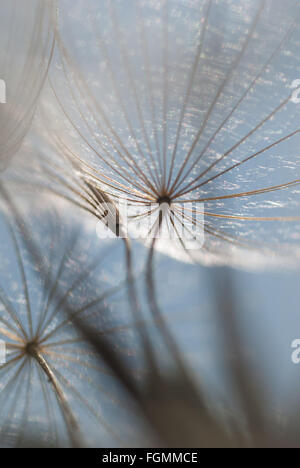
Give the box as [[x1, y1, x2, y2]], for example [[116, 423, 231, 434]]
[[145, 231, 190, 377], [27, 343, 83, 447], [123, 236, 158, 370]]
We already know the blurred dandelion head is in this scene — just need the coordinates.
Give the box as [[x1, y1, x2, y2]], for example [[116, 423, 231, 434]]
[[0, 193, 150, 448], [0, 0, 54, 170]]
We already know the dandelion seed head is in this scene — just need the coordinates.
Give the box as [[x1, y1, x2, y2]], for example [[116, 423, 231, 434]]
[[5, 0, 300, 269]]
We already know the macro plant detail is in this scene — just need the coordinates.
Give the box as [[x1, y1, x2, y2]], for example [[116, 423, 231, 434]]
[[0, 191, 151, 448], [27, 0, 300, 269], [0, 0, 300, 451]]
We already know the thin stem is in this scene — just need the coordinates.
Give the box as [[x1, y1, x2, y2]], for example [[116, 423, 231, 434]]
[[28, 345, 83, 448]]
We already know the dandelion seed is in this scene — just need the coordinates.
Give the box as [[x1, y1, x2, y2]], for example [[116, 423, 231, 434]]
[[31, 0, 300, 269], [0, 191, 149, 447]]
